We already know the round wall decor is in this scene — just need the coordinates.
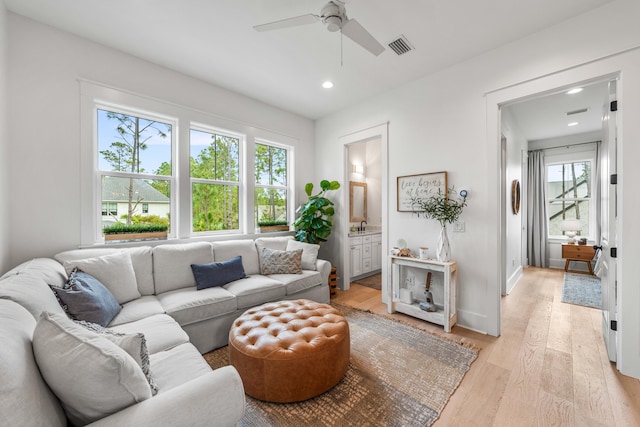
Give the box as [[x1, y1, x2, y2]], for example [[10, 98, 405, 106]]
[[511, 179, 521, 214]]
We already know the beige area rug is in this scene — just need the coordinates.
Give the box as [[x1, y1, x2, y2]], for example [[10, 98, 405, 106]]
[[204, 304, 478, 426], [351, 273, 382, 290]]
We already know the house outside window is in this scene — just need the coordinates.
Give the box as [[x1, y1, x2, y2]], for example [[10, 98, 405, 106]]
[[255, 142, 289, 226], [190, 128, 241, 233], [97, 108, 172, 234], [546, 160, 592, 238], [142, 203, 149, 214]]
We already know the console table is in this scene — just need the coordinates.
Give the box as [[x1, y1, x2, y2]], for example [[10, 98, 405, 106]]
[[386, 256, 458, 332], [562, 244, 595, 275]]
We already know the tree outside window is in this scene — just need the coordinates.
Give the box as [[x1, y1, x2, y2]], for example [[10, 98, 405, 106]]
[[190, 129, 240, 232], [547, 161, 591, 237], [255, 143, 288, 226]]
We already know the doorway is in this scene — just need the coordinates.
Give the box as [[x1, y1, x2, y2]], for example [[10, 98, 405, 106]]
[[339, 123, 389, 301]]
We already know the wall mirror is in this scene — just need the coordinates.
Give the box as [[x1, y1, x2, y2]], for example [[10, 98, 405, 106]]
[[350, 181, 367, 222]]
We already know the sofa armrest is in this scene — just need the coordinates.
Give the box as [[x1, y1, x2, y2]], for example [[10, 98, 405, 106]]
[[87, 366, 245, 427], [316, 259, 332, 286]]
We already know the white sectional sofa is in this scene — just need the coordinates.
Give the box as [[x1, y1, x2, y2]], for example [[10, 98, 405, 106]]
[[0, 236, 331, 426]]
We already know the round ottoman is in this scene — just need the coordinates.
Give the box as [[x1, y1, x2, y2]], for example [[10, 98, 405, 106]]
[[229, 299, 350, 403]]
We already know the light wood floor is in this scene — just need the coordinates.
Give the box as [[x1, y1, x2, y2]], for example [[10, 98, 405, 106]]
[[333, 267, 640, 426]]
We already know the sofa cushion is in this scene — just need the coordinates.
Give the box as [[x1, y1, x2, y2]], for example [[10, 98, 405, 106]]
[[149, 343, 212, 393], [109, 314, 190, 354], [224, 275, 286, 309], [153, 242, 214, 294], [286, 239, 320, 270], [76, 320, 158, 395], [157, 286, 237, 327], [260, 248, 303, 275], [32, 311, 151, 426], [255, 236, 292, 271], [266, 270, 323, 296], [109, 295, 165, 326], [55, 247, 155, 296], [191, 256, 247, 290], [51, 269, 121, 327], [0, 257, 68, 286], [212, 240, 261, 275], [63, 251, 141, 304], [0, 262, 67, 319], [0, 300, 67, 427]]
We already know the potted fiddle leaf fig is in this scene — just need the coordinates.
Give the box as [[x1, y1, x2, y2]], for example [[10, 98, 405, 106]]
[[294, 180, 341, 244]]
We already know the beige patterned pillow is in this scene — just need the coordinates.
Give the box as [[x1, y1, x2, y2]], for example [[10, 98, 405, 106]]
[[260, 248, 303, 275]]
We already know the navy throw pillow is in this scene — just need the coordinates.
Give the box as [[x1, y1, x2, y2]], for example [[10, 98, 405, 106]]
[[191, 256, 247, 290], [51, 268, 121, 327]]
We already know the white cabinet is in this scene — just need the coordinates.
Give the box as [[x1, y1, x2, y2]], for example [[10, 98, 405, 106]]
[[387, 256, 458, 332], [349, 233, 382, 279], [349, 237, 363, 277], [371, 234, 382, 271]]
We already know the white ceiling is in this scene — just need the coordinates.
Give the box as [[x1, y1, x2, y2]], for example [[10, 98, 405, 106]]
[[505, 80, 610, 142], [4, 0, 613, 120]]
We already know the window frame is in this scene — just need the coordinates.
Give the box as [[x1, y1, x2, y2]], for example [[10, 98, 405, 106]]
[[80, 81, 298, 246], [545, 149, 597, 240]]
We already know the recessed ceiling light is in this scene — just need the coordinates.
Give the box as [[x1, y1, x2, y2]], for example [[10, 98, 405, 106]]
[[322, 81, 334, 89], [567, 87, 583, 95], [568, 122, 579, 127]]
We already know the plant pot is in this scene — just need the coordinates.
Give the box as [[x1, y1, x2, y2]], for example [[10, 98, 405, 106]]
[[259, 225, 290, 233], [104, 231, 168, 243]]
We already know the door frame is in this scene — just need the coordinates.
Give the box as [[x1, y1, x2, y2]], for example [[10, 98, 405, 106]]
[[486, 69, 621, 337]]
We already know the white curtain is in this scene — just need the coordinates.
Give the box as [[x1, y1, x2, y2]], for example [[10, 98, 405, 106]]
[[527, 150, 548, 267]]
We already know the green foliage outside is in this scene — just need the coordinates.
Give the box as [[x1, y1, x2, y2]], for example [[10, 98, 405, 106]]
[[255, 144, 287, 225], [294, 180, 340, 244], [410, 187, 467, 228], [103, 223, 168, 235], [190, 132, 240, 232], [257, 220, 288, 227]]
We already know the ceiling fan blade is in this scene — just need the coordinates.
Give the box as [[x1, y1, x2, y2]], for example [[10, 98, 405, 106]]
[[254, 14, 319, 32], [341, 18, 384, 56]]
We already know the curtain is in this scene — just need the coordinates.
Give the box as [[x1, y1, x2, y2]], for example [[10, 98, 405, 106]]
[[527, 150, 548, 267]]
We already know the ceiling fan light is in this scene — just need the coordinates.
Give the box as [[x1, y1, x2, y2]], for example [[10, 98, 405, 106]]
[[325, 15, 342, 32]]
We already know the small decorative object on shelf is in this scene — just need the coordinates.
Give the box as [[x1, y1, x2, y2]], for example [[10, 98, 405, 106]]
[[409, 187, 468, 262], [421, 272, 437, 312]]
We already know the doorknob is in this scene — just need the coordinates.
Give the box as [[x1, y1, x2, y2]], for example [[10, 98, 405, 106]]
[[593, 245, 602, 251]]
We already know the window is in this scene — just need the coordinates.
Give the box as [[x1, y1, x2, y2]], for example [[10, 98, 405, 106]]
[[190, 128, 241, 232], [97, 108, 172, 234], [255, 142, 289, 226], [547, 160, 592, 237]]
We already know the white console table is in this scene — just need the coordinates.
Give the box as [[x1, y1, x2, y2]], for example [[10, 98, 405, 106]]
[[387, 256, 458, 332]]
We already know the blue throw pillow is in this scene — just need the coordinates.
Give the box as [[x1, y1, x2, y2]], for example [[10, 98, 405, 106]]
[[191, 256, 247, 290], [51, 268, 121, 327]]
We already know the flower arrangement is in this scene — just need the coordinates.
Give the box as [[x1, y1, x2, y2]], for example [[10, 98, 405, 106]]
[[409, 187, 467, 228]]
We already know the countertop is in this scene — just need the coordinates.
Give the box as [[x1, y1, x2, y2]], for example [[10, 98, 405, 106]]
[[348, 230, 381, 237]]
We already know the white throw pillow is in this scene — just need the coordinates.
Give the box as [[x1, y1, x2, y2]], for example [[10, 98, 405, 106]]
[[286, 239, 320, 270], [33, 312, 151, 426], [63, 251, 141, 304]]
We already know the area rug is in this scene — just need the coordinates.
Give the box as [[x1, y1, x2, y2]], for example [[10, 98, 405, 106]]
[[351, 273, 382, 290], [204, 304, 478, 426], [561, 272, 602, 309]]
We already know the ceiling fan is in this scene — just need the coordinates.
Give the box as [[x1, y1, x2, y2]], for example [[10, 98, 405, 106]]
[[253, 1, 385, 56]]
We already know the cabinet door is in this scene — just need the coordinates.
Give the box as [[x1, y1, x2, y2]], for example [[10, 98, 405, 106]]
[[350, 245, 363, 277], [371, 241, 382, 270]]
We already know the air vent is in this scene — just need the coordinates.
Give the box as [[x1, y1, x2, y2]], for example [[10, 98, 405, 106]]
[[388, 35, 414, 56], [566, 107, 590, 116]]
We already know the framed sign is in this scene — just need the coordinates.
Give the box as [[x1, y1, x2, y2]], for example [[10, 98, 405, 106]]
[[397, 171, 447, 212]]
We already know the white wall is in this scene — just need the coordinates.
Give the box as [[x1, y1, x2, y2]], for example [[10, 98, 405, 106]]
[[5, 13, 315, 268], [316, 0, 640, 349], [0, 2, 9, 273], [501, 108, 527, 293]]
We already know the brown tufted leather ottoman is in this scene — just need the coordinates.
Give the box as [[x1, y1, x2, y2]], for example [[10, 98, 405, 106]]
[[228, 299, 350, 403]]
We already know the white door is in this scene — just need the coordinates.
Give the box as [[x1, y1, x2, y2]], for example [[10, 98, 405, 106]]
[[600, 79, 618, 362]]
